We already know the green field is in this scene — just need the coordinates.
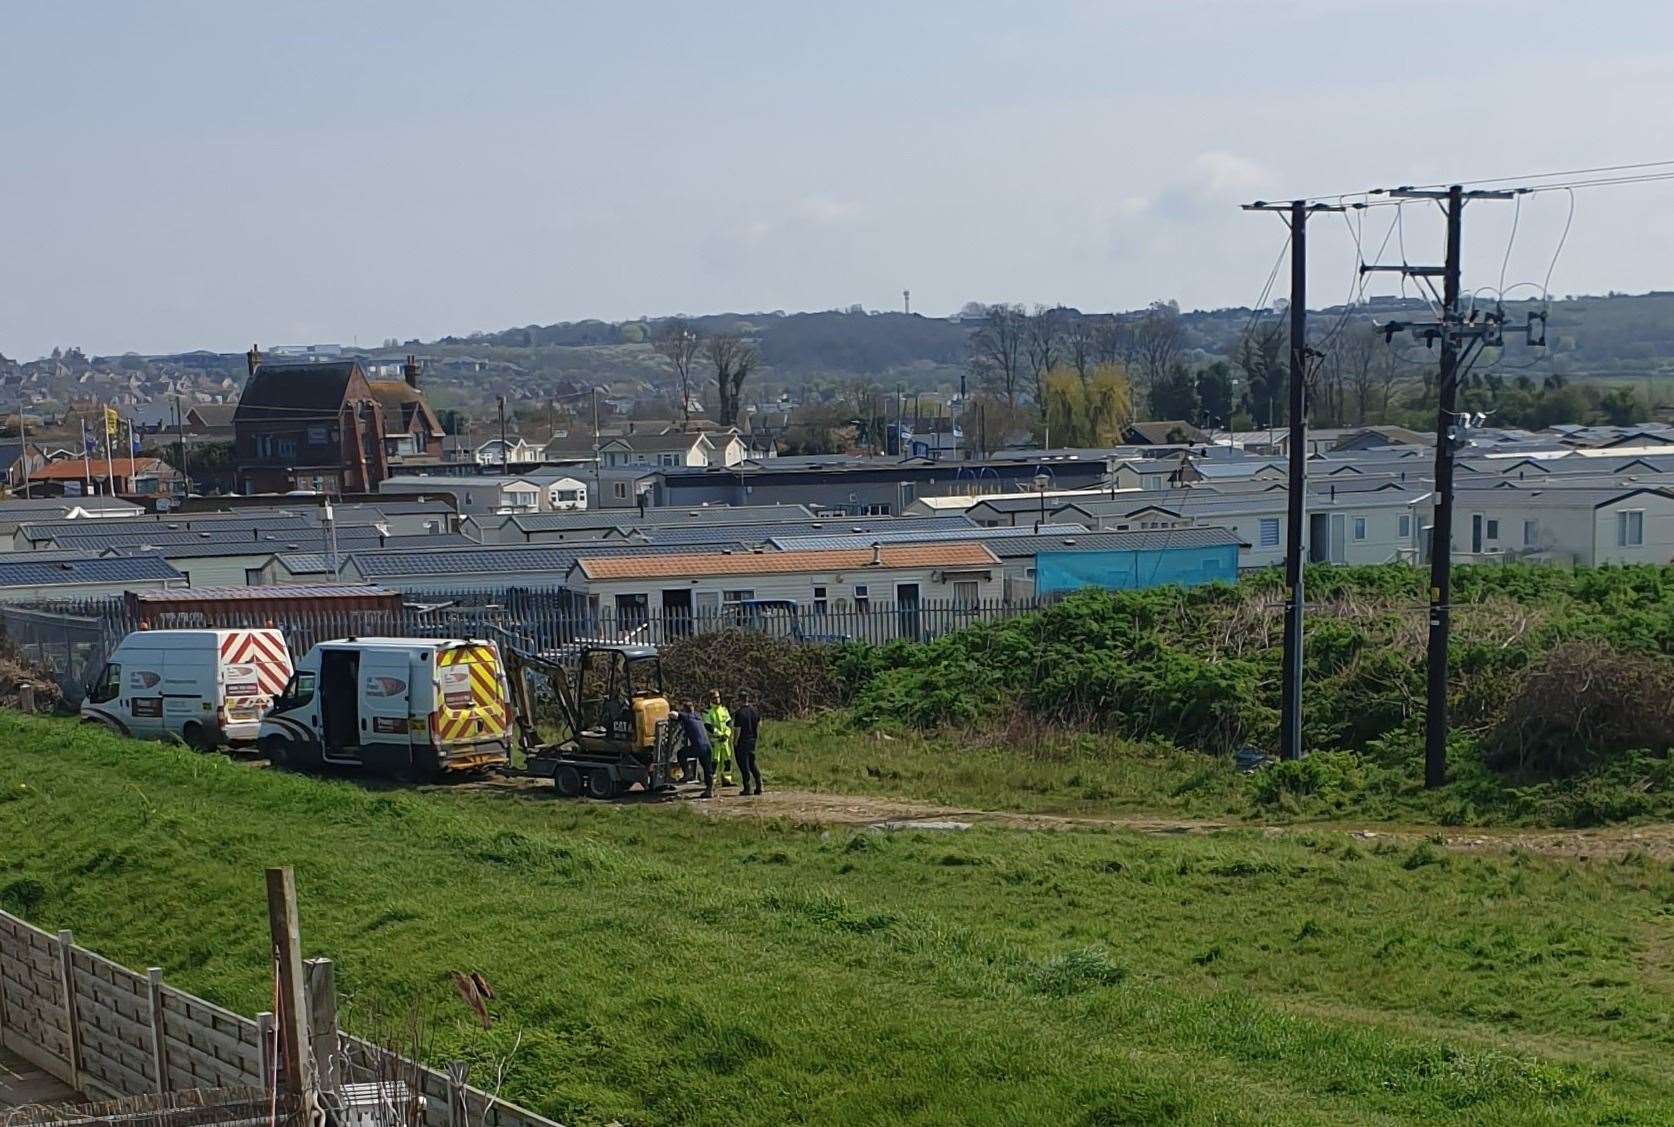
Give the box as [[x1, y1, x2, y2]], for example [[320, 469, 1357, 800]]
[[3, 715, 1673, 1125]]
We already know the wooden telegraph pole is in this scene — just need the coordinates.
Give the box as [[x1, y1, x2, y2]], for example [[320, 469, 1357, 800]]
[[1241, 197, 1344, 761]]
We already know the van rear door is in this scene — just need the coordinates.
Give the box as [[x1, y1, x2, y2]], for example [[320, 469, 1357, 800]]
[[218, 630, 293, 724], [433, 643, 509, 749]]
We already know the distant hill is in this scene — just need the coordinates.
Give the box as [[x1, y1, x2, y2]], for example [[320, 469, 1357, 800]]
[[45, 291, 1674, 426]]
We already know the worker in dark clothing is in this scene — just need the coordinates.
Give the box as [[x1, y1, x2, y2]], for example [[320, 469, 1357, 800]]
[[673, 701, 715, 798], [733, 691, 763, 796]]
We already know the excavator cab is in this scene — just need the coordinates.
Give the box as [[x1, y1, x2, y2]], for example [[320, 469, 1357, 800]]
[[576, 643, 668, 749]]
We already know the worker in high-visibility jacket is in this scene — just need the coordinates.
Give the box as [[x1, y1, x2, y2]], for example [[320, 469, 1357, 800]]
[[703, 689, 736, 788]]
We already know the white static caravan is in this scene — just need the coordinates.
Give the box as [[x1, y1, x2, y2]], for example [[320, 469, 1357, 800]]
[[566, 542, 1004, 627]]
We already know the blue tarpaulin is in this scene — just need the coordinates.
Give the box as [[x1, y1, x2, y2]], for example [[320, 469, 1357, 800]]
[[1035, 544, 1238, 596]]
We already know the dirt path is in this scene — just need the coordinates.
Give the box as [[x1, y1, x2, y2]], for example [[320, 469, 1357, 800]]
[[686, 787, 1674, 861], [446, 772, 1674, 863]]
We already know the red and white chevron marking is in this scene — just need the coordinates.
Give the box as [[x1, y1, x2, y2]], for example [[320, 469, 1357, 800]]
[[218, 630, 294, 696]]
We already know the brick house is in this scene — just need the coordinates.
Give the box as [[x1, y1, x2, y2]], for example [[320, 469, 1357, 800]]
[[233, 351, 392, 494], [369, 358, 446, 464]]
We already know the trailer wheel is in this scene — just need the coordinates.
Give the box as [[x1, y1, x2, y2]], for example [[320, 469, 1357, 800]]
[[585, 767, 618, 799], [554, 765, 583, 797]]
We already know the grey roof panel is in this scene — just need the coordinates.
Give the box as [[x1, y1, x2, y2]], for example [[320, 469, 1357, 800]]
[[0, 555, 183, 588]]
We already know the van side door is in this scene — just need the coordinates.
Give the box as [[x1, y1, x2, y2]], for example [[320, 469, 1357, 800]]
[[359, 651, 416, 772], [122, 651, 167, 738]]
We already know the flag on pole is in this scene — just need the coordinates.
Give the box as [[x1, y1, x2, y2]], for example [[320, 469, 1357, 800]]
[[81, 419, 95, 455], [103, 406, 119, 445]]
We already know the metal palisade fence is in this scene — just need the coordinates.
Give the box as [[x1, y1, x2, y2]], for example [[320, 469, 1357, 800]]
[[2, 590, 1050, 702]]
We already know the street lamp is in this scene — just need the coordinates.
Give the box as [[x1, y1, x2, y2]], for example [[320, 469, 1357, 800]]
[[1033, 472, 1050, 530]]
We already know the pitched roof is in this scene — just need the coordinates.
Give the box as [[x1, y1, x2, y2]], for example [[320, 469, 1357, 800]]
[[29, 456, 173, 481], [367, 381, 444, 437], [575, 543, 999, 580], [234, 361, 363, 423], [185, 404, 237, 428], [1126, 420, 1210, 445], [603, 431, 713, 453], [0, 554, 182, 588]]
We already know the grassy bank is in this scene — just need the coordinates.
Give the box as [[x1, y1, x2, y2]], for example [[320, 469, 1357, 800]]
[[4, 716, 1674, 1124], [766, 714, 1674, 829]]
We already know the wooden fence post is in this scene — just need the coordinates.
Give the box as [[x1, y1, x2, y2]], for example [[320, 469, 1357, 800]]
[[265, 867, 317, 1104], [304, 958, 339, 1097], [146, 967, 170, 1095], [257, 1012, 276, 1095], [55, 930, 83, 1090]]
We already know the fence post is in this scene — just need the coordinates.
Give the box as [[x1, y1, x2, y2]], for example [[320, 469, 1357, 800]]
[[304, 957, 339, 1097], [146, 967, 170, 1096], [55, 929, 83, 1090], [257, 1012, 276, 1095], [265, 867, 316, 1104], [445, 1061, 469, 1127]]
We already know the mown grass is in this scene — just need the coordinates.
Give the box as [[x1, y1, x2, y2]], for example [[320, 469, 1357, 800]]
[[3, 714, 1674, 1125]]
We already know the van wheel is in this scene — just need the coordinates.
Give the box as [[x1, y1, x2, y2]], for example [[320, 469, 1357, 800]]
[[182, 723, 216, 752], [261, 735, 291, 768], [585, 768, 618, 799], [554, 765, 583, 797]]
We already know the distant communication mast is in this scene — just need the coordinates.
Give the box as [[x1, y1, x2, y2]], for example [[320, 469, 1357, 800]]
[[903, 289, 911, 315]]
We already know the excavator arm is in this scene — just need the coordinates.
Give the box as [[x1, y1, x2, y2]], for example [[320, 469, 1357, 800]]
[[504, 648, 584, 752]]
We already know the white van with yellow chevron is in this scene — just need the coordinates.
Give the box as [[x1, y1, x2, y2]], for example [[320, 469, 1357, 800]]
[[256, 637, 512, 778]]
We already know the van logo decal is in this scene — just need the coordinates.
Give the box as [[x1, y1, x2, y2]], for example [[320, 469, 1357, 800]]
[[366, 676, 407, 698], [129, 671, 161, 689]]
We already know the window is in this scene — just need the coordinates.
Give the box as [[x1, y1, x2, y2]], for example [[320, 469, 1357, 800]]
[[1398, 514, 1412, 538], [854, 584, 870, 613], [1523, 519, 1537, 547], [722, 589, 755, 608], [1485, 519, 1499, 542], [90, 663, 121, 704], [1619, 510, 1645, 547], [1258, 518, 1280, 548], [306, 425, 328, 446], [952, 579, 980, 605], [660, 453, 677, 467], [277, 438, 298, 458], [280, 671, 315, 708], [862, 503, 891, 516], [812, 585, 828, 614], [1352, 517, 1367, 542]]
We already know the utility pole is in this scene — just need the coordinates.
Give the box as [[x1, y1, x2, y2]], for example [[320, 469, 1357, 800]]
[[174, 395, 190, 498], [591, 387, 601, 508], [1366, 184, 1540, 787], [1242, 198, 1344, 762], [497, 395, 508, 474], [18, 403, 28, 499]]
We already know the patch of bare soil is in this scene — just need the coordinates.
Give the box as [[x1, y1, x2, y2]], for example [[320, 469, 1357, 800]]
[[377, 770, 1674, 864]]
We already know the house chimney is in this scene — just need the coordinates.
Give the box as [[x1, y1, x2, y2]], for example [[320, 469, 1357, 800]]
[[870, 541, 883, 566], [245, 344, 262, 377], [403, 354, 420, 389]]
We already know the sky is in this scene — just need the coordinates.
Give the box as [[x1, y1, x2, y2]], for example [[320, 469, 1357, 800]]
[[5, 0, 1674, 360]]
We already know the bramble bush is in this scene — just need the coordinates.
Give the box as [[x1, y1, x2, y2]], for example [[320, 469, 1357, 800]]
[[832, 565, 1674, 813]]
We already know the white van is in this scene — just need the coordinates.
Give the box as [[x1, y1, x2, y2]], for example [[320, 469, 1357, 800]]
[[82, 628, 294, 749], [257, 637, 512, 777]]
